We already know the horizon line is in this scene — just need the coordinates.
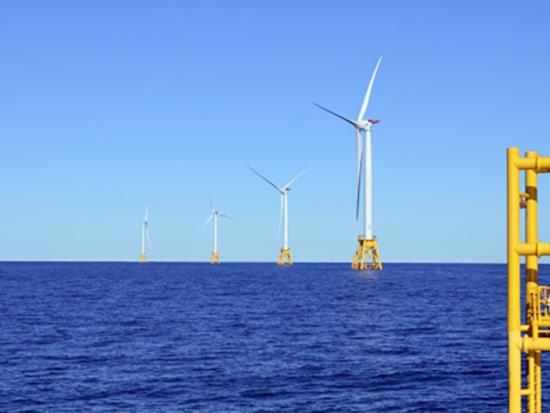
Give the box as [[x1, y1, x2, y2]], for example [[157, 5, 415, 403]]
[[0, 260, 511, 265]]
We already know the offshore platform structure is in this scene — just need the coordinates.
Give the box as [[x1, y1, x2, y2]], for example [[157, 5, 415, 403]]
[[507, 148, 550, 413]]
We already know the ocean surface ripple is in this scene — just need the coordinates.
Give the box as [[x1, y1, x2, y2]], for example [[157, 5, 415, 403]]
[[0, 263, 518, 411]]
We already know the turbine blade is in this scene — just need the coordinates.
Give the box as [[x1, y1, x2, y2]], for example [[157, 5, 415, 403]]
[[249, 167, 282, 193], [207, 194, 213, 210], [220, 213, 236, 221], [356, 129, 363, 220], [357, 57, 382, 121], [284, 168, 309, 189], [144, 206, 149, 222], [313, 102, 358, 128], [200, 214, 213, 230]]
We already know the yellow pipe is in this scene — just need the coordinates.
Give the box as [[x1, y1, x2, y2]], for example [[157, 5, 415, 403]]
[[515, 242, 550, 257], [527, 351, 537, 413], [516, 157, 537, 170], [516, 243, 536, 255], [523, 337, 550, 352], [536, 352, 542, 413], [537, 157, 550, 171], [526, 151, 541, 413], [508, 147, 522, 413], [515, 155, 550, 172]]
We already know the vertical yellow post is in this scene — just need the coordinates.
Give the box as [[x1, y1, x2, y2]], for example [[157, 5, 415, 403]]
[[525, 151, 541, 413], [507, 147, 521, 413]]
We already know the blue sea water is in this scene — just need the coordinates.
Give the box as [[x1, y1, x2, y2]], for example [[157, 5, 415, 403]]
[[0, 262, 525, 412]]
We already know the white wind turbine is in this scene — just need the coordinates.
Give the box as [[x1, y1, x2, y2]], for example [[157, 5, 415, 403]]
[[249, 167, 307, 266], [202, 200, 233, 264], [314, 57, 384, 270], [139, 206, 151, 263]]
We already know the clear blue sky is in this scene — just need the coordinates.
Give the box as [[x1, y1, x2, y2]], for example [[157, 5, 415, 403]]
[[1, 1, 549, 262]]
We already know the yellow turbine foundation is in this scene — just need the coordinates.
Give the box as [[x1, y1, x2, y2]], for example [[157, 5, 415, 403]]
[[507, 148, 550, 413], [352, 236, 382, 271], [210, 252, 220, 264], [139, 254, 147, 263], [277, 248, 293, 266]]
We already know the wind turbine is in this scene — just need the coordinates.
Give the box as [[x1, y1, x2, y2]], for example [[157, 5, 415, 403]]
[[314, 57, 383, 270], [202, 201, 233, 264], [139, 206, 151, 263], [249, 167, 307, 266]]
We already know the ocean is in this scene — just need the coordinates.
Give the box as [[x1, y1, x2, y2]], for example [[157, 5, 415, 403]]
[[0, 263, 521, 411]]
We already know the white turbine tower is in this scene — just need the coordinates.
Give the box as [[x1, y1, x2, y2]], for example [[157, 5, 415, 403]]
[[249, 167, 307, 266], [315, 57, 383, 271], [202, 201, 233, 264], [139, 206, 151, 263]]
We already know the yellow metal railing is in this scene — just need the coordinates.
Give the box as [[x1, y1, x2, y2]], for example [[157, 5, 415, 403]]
[[507, 148, 550, 413]]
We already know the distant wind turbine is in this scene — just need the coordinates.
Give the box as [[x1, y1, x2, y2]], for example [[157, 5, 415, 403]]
[[314, 57, 383, 270], [202, 200, 234, 264], [249, 167, 307, 266], [139, 206, 151, 263]]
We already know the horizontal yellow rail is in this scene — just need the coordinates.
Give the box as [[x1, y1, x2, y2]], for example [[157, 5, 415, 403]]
[[516, 242, 550, 256], [515, 156, 550, 172], [523, 337, 550, 352]]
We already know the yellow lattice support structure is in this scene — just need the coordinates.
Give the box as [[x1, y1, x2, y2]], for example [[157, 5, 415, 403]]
[[277, 248, 293, 266], [210, 252, 220, 264], [507, 148, 550, 413], [351, 236, 382, 271], [139, 254, 147, 263]]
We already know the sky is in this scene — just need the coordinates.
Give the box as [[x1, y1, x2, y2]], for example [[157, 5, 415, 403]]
[[1, 1, 550, 263]]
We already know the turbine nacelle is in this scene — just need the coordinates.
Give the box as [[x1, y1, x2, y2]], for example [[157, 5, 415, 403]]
[[357, 119, 381, 131]]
